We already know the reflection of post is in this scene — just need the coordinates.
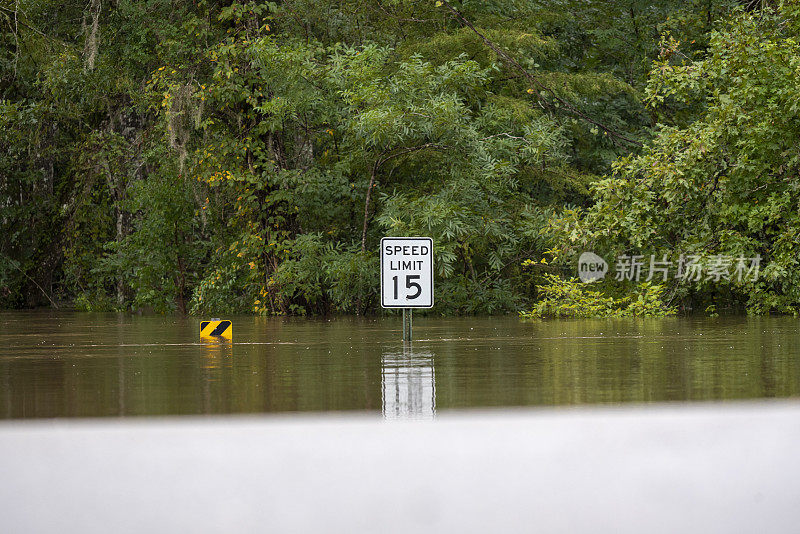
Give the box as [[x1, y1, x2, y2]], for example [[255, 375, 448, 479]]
[[117, 317, 126, 416], [117, 354, 125, 416], [3, 364, 10, 418], [381, 345, 435, 420], [201, 342, 234, 414]]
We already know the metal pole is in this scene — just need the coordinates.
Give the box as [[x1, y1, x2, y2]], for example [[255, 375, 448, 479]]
[[402, 308, 412, 342]]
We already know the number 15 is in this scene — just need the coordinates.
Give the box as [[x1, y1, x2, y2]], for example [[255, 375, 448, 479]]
[[392, 275, 422, 299]]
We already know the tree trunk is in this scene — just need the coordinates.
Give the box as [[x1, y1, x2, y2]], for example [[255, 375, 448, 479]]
[[361, 163, 377, 252], [103, 159, 128, 308], [115, 208, 125, 307]]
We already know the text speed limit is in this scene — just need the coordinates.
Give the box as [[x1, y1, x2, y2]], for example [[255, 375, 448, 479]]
[[380, 237, 434, 308]]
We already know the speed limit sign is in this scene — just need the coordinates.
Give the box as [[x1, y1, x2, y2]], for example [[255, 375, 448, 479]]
[[380, 237, 434, 308]]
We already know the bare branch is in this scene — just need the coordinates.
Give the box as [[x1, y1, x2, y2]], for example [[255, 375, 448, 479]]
[[376, 142, 450, 168]]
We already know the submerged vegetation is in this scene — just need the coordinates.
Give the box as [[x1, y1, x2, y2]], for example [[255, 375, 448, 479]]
[[1, 1, 795, 317], [520, 275, 674, 319]]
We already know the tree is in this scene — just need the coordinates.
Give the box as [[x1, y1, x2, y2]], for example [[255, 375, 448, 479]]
[[555, 3, 800, 313]]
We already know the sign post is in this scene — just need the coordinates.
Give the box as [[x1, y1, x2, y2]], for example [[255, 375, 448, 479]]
[[402, 308, 413, 342], [380, 237, 434, 342]]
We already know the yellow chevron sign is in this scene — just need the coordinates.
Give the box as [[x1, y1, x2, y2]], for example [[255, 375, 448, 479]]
[[200, 320, 232, 341]]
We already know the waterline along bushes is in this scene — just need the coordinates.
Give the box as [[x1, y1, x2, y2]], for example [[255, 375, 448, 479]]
[[520, 274, 674, 319]]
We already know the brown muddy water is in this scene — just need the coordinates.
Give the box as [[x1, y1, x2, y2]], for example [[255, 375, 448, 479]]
[[1, 311, 798, 419]]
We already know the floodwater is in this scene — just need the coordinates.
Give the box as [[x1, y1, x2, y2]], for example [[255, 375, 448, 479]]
[[1, 311, 798, 419]]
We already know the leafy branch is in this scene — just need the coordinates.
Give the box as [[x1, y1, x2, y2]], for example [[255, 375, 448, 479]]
[[437, 0, 643, 147]]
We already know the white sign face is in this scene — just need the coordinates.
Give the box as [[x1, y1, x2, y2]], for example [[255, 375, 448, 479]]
[[380, 237, 434, 308]]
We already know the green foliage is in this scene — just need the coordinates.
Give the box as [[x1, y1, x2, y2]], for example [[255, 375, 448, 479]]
[[190, 262, 252, 316], [104, 166, 204, 314], [271, 234, 378, 315], [521, 274, 674, 318], [325, 250, 380, 315], [555, 3, 800, 314], [1, 0, 757, 316]]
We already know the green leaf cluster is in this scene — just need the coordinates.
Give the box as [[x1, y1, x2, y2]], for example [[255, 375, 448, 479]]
[[521, 274, 674, 318]]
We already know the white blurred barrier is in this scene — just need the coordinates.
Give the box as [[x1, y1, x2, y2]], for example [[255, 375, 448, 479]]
[[1, 401, 799, 533]]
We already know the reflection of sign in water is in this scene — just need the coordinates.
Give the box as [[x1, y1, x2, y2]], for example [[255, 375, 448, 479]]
[[382, 348, 435, 420]]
